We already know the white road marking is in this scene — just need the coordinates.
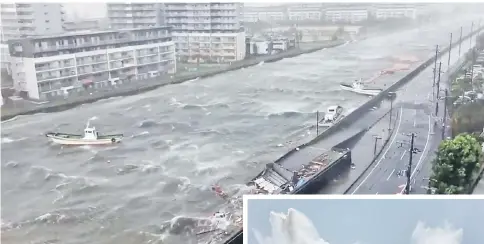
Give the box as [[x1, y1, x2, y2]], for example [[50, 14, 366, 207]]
[[400, 150, 407, 160], [386, 169, 395, 181], [400, 115, 432, 194], [351, 106, 403, 194]]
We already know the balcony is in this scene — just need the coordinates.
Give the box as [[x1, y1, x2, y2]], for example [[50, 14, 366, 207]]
[[210, 4, 237, 10]]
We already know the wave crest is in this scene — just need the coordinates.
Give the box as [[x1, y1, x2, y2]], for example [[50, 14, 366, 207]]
[[253, 208, 466, 244]]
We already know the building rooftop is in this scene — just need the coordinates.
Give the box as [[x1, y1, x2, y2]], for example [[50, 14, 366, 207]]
[[8, 26, 172, 42]]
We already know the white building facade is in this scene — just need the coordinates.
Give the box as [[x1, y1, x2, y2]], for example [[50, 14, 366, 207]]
[[165, 2, 246, 63], [324, 8, 369, 23], [243, 6, 286, 23], [106, 3, 164, 29], [1, 43, 11, 73], [374, 7, 417, 20], [287, 4, 323, 21], [7, 27, 175, 100], [0, 3, 65, 42]]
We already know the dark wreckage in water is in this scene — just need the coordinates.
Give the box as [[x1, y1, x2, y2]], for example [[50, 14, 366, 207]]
[[181, 144, 352, 244]]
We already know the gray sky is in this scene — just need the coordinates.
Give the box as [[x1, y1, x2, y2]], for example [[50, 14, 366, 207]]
[[247, 199, 484, 244]]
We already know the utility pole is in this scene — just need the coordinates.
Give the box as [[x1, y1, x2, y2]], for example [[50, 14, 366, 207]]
[[405, 133, 416, 195], [470, 21, 474, 48], [373, 136, 382, 156], [435, 62, 442, 117], [442, 89, 448, 140], [432, 45, 439, 88], [316, 111, 319, 136], [470, 50, 475, 84], [458, 26, 463, 57], [388, 96, 393, 133], [447, 33, 452, 71]]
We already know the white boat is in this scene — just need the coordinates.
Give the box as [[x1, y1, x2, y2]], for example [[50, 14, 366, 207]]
[[45, 122, 123, 145], [319, 105, 344, 127], [340, 79, 383, 96]]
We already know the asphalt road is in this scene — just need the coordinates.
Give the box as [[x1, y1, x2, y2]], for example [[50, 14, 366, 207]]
[[348, 34, 473, 195]]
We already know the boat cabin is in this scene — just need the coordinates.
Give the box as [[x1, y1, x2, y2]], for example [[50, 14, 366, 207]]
[[83, 126, 99, 140], [324, 105, 343, 122]]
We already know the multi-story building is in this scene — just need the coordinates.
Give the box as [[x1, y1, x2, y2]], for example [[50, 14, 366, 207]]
[[165, 2, 246, 63], [287, 3, 323, 21], [106, 3, 164, 29], [374, 5, 417, 20], [63, 18, 109, 32], [324, 7, 369, 23], [1, 43, 11, 73], [243, 6, 286, 23], [0, 3, 65, 42], [7, 27, 175, 100]]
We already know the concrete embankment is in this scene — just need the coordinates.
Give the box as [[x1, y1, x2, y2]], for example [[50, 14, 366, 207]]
[[0, 41, 344, 121], [269, 27, 484, 186]]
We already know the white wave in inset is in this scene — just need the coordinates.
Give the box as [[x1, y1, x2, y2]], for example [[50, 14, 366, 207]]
[[252, 208, 330, 244], [252, 208, 465, 244], [412, 221, 463, 244]]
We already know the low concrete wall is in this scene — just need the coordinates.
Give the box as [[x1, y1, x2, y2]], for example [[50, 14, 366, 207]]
[[271, 27, 484, 173], [0, 40, 344, 121]]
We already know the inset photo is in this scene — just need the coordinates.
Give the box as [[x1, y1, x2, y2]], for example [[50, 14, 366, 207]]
[[245, 196, 484, 244]]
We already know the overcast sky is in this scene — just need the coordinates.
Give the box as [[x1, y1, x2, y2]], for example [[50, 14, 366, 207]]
[[247, 199, 484, 244]]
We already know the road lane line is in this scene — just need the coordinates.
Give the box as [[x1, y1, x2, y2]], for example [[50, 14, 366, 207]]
[[400, 115, 432, 194], [386, 169, 395, 181], [400, 150, 407, 160], [351, 106, 403, 194]]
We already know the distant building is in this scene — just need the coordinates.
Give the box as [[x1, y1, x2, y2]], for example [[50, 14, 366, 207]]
[[7, 27, 175, 100], [106, 3, 164, 29], [62, 18, 109, 32], [373, 4, 417, 20], [324, 7, 369, 23], [165, 3, 246, 63], [1, 43, 11, 73], [287, 3, 323, 21], [0, 3, 65, 42], [243, 6, 286, 23]]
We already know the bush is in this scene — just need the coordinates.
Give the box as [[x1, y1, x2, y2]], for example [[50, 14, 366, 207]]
[[451, 102, 484, 136], [429, 133, 482, 194]]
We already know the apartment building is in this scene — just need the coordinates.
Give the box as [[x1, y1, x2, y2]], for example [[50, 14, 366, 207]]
[[1, 43, 10, 73], [165, 2, 246, 63], [243, 6, 286, 23], [7, 27, 175, 100], [63, 18, 109, 32], [324, 7, 369, 23], [374, 5, 417, 20], [287, 3, 323, 21], [0, 3, 65, 42], [107, 3, 164, 29]]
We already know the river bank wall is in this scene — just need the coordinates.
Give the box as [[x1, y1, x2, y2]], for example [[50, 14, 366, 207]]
[[0, 41, 344, 121]]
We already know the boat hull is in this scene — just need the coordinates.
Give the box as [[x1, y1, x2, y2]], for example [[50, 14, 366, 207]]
[[45, 133, 123, 145], [340, 84, 381, 96]]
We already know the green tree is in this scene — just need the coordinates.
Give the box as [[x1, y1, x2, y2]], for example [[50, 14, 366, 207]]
[[429, 133, 482, 194]]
